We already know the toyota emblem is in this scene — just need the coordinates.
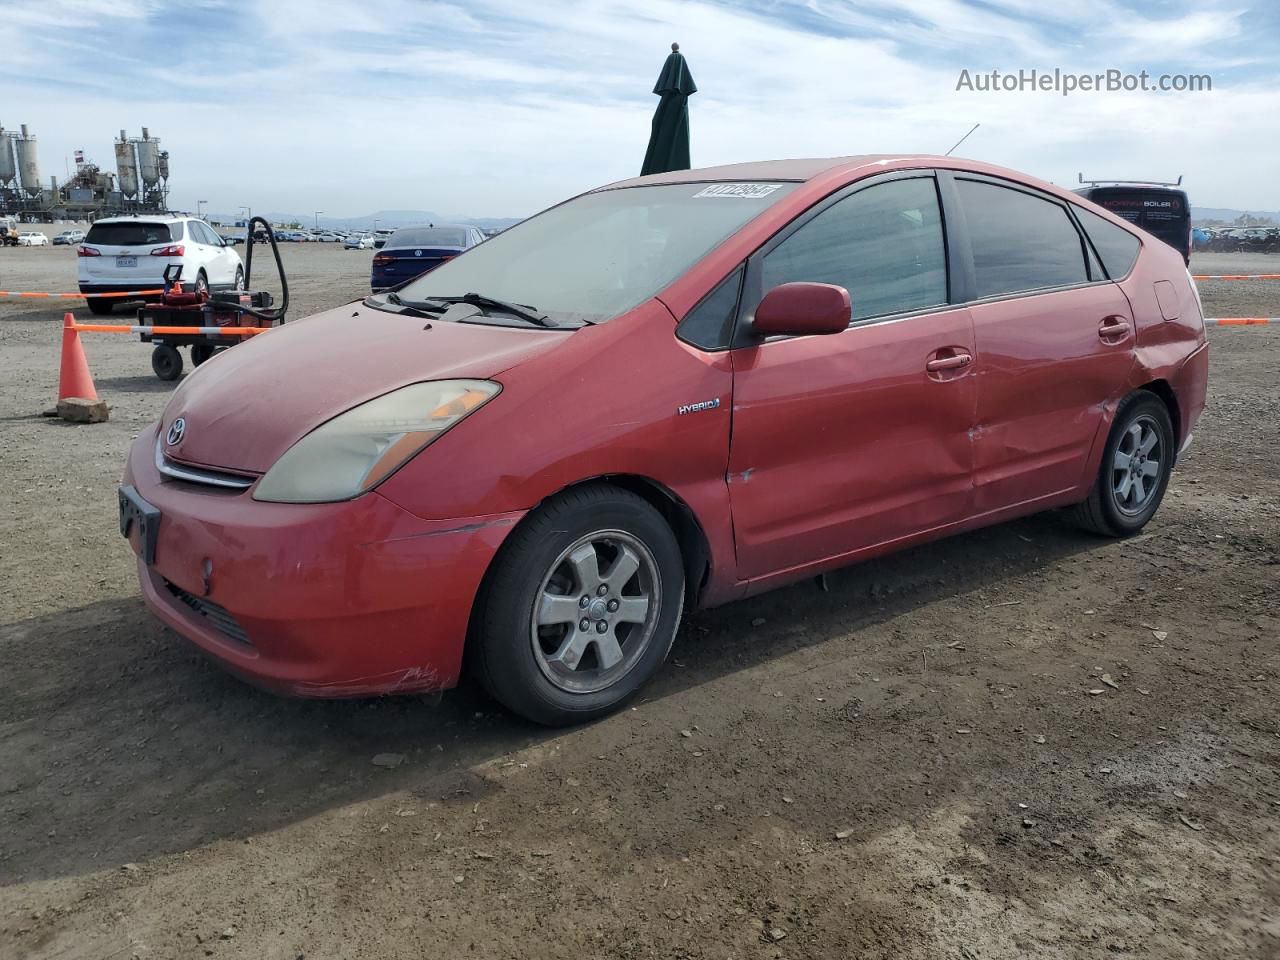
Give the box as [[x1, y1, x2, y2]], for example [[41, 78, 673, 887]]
[[166, 418, 186, 446]]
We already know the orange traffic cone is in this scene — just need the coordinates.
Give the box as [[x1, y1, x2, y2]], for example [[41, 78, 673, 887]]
[[59, 312, 98, 402]]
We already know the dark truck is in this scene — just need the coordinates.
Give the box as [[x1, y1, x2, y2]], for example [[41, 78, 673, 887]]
[[1075, 176, 1191, 264]]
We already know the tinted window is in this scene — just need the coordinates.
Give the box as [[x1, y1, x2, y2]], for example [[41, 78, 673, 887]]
[[389, 227, 469, 248], [956, 180, 1088, 297], [761, 178, 947, 321], [678, 266, 743, 350], [85, 221, 179, 246], [1074, 207, 1141, 279]]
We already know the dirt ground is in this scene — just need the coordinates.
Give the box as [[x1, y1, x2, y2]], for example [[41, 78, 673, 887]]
[[1, 242, 1278, 960]]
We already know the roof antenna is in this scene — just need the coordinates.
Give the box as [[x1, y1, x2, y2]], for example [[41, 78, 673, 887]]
[[944, 123, 980, 157]]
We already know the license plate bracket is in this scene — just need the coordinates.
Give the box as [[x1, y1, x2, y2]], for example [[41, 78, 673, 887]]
[[116, 256, 137, 268], [118, 484, 160, 565]]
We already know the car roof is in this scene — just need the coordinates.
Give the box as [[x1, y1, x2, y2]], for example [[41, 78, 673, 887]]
[[390, 223, 472, 231], [598, 154, 940, 190], [91, 214, 189, 224]]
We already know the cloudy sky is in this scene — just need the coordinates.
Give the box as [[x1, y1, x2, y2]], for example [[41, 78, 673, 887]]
[[5, 0, 1277, 218]]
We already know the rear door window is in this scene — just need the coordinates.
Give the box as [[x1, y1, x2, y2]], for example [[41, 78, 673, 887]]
[[761, 177, 948, 322], [1074, 207, 1142, 279], [954, 180, 1089, 298], [85, 221, 179, 246]]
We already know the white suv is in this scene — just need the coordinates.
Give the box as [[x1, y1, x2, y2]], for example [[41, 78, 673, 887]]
[[78, 215, 244, 315]]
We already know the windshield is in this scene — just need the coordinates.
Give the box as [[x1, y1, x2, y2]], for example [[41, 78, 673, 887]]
[[397, 182, 799, 322]]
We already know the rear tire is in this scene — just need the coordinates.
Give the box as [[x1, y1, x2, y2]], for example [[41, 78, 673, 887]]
[[151, 344, 183, 381], [87, 298, 112, 316], [1073, 391, 1174, 537], [469, 484, 685, 726], [191, 343, 215, 366], [233, 266, 244, 290], [195, 270, 209, 297]]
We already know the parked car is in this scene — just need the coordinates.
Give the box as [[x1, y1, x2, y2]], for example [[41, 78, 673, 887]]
[[370, 224, 484, 291], [315, 232, 342, 243], [53, 229, 86, 245], [121, 155, 1207, 725], [79, 215, 244, 315], [18, 231, 50, 246], [344, 233, 375, 250]]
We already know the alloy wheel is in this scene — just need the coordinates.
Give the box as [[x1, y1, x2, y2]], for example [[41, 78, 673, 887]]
[[1111, 414, 1163, 515], [530, 530, 661, 694]]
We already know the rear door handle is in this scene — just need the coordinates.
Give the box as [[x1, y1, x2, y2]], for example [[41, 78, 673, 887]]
[[926, 353, 973, 372], [1098, 316, 1132, 341]]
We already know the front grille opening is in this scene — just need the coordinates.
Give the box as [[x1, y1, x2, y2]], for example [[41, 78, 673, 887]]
[[163, 579, 252, 647]]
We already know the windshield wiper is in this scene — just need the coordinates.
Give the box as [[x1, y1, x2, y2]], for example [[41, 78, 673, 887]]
[[364, 291, 447, 317], [435, 292, 556, 328]]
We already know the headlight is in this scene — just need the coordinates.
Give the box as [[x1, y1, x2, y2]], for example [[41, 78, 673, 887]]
[[253, 379, 500, 503]]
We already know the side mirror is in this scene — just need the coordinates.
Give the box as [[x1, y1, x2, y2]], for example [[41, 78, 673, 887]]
[[753, 282, 851, 338]]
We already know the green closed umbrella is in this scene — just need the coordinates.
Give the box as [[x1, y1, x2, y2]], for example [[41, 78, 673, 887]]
[[641, 43, 697, 176]]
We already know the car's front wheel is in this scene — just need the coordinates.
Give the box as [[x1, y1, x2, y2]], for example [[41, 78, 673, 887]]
[[470, 484, 685, 726], [1073, 390, 1175, 536]]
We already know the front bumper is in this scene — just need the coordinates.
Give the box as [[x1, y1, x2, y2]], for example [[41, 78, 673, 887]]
[[123, 430, 523, 697]]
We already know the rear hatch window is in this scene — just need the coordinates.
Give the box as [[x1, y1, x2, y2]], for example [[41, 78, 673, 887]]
[[387, 227, 467, 248], [85, 221, 184, 246]]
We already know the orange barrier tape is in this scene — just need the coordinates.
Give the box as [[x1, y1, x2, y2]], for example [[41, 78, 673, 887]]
[[1205, 317, 1280, 325], [1192, 274, 1280, 280], [71, 323, 270, 335], [0, 289, 164, 299]]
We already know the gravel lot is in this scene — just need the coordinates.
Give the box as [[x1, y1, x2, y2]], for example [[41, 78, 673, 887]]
[[2, 241, 1278, 959]]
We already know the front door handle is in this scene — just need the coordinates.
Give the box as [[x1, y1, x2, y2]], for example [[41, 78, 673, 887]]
[[926, 353, 973, 372], [1098, 316, 1132, 341]]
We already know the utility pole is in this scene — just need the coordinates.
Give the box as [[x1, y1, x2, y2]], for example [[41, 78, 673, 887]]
[[197, 199, 207, 218], [314, 211, 324, 230]]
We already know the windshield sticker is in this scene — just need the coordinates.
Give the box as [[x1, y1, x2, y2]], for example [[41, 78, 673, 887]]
[[693, 183, 783, 200]]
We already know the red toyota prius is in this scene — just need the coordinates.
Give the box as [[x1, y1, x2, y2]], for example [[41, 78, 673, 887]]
[[120, 155, 1208, 725]]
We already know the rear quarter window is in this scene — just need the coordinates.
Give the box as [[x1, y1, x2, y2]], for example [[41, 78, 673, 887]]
[[85, 221, 179, 245], [1074, 207, 1142, 279]]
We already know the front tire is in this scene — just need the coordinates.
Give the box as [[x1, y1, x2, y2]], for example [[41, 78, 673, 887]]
[[470, 484, 685, 726], [1073, 391, 1174, 537]]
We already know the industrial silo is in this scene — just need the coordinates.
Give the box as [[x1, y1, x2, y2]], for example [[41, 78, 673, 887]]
[[0, 125, 16, 188], [137, 127, 160, 189], [15, 124, 41, 197], [115, 131, 139, 198]]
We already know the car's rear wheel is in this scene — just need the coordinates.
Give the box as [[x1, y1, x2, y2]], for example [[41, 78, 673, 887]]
[[151, 344, 183, 381], [87, 298, 112, 316], [1073, 391, 1174, 537], [233, 267, 244, 290], [470, 484, 685, 726], [194, 270, 209, 297]]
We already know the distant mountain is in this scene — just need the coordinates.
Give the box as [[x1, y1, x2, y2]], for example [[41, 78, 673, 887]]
[[208, 209, 521, 230], [1192, 207, 1280, 224]]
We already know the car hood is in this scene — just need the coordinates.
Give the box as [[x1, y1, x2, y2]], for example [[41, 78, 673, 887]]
[[160, 301, 572, 474]]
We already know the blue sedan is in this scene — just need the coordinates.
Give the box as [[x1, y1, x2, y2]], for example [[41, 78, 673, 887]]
[[370, 225, 485, 292]]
